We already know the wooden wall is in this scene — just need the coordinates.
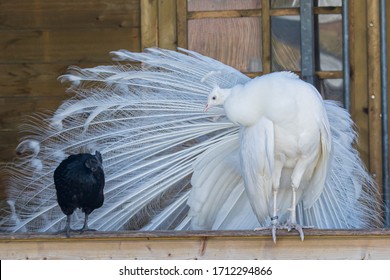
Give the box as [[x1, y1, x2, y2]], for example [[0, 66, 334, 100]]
[[0, 1, 389, 203], [0, 0, 141, 199]]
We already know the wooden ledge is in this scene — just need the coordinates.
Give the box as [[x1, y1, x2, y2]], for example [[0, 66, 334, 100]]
[[1, 229, 390, 260]]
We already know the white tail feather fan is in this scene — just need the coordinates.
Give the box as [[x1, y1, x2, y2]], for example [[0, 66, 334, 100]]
[[0, 48, 382, 233]]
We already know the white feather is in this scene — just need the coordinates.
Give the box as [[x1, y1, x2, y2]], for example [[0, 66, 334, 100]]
[[0, 48, 382, 233]]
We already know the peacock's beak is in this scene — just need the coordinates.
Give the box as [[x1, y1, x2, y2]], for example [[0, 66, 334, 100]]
[[204, 104, 210, 112]]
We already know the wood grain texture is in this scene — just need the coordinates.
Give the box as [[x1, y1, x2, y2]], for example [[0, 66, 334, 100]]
[[261, 0, 271, 74], [177, 0, 188, 48], [188, 17, 262, 72], [0, 29, 140, 63], [0, 0, 140, 29], [367, 0, 383, 188], [158, 0, 177, 49], [349, 1, 369, 167], [0, 229, 389, 259], [141, 0, 158, 49], [0, 0, 141, 199]]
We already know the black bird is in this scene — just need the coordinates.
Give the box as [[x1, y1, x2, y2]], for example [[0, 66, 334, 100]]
[[54, 151, 105, 237]]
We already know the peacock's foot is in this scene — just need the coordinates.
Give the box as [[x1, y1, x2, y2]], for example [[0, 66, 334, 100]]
[[284, 222, 314, 241], [254, 217, 313, 243], [254, 216, 281, 243]]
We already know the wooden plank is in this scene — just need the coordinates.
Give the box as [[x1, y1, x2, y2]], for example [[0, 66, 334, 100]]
[[0, 64, 71, 97], [0, 229, 389, 259], [314, 6, 342, 14], [187, 0, 261, 12], [158, 0, 177, 50], [261, 0, 271, 74], [367, 0, 383, 187], [187, 10, 262, 20], [0, 28, 140, 64], [0, 0, 140, 30], [140, 0, 158, 49], [271, 7, 342, 16], [270, 8, 300, 16], [349, 1, 370, 166], [0, 143, 18, 165], [0, 63, 114, 98], [177, 0, 188, 48], [0, 97, 64, 130], [316, 71, 343, 79], [187, 7, 342, 20]]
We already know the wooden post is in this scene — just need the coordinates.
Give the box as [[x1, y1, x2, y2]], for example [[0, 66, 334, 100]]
[[367, 0, 383, 189], [141, 0, 158, 49], [177, 0, 188, 48], [261, 0, 271, 74], [349, 0, 370, 166], [158, 0, 177, 50], [141, 0, 178, 50]]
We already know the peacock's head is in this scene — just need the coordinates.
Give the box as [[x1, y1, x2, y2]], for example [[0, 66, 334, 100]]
[[204, 86, 229, 112]]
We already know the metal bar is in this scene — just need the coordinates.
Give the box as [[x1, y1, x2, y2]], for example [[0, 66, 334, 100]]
[[380, 0, 389, 227], [342, 0, 351, 111], [300, 0, 315, 85]]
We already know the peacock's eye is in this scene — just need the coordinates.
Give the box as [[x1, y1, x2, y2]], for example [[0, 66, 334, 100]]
[[212, 96, 216, 100]]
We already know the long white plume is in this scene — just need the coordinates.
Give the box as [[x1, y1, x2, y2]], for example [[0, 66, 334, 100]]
[[0, 48, 382, 232]]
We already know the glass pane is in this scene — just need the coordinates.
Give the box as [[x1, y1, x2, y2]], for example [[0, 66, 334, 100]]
[[271, 0, 300, 8], [318, 14, 342, 71], [318, 0, 342, 7], [188, 0, 261, 11], [271, 0, 342, 8], [319, 79, 343, 103], [271, 16, 301, 71], [188, 17, 262, 72]]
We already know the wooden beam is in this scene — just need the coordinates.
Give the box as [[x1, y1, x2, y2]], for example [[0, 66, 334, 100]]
[[1, 229, 389, 259], [367, 0, 383, 188], [158, 0, 177, 50], [0, 29, 141, 64], [0, 0, 141, 30], [187, 9, 261, 20], [261, 0, 271, 74], [140, 0, 158, 49], [177, 0, 187, 48], [186, 7, 342, 20], [349, 0, 370, 166]]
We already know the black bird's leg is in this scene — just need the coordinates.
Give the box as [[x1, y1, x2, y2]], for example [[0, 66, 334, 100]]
[[60, 215, 72, 237], [57, 214, 78, 237], [80, 213, 96, 233]]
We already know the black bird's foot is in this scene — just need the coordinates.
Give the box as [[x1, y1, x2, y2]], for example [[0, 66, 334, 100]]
[[79, 226, 97, 234], [57, 227, 78, 238]]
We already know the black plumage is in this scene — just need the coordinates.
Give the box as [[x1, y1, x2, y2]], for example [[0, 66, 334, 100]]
[[54, 151, 105, 237]]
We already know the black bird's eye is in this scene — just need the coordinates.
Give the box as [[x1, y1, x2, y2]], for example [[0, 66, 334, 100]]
[[85, 158, 99, 171]]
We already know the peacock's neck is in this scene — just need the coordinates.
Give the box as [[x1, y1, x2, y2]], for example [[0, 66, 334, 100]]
[[223, 84, 266, 127]]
